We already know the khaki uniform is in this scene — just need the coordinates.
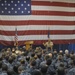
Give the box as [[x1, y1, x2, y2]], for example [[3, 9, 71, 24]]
[[43, 41, 53, 53]]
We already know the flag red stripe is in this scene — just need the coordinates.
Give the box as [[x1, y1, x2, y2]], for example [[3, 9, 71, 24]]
[[0, 40, 75, 46], [32, 11, 75, 16], [0, 20, 74, 25], [32, 1, 75, 7], [0, 30, 75, 36]]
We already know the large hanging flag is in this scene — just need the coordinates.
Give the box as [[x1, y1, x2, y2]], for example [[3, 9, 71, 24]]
[[0, 0, 75, 46]]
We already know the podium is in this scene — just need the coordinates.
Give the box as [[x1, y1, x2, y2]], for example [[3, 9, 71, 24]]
[[25, 41, 34, 50]]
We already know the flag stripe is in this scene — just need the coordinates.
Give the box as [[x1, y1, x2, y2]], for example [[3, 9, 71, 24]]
[[0, 15, 75, 21], [0, 25, 75, 31], [32, 1, 75, 7], [32, 6, 75, 12], [32, 11, 75, 16], [0, 21, 75, 25], [0, 30, 75, 36], [32, 0, 75, 3], [0, 35, 75, 41]]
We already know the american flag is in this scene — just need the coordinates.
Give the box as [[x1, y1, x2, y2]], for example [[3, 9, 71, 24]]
[[0, 0, 75, 46]]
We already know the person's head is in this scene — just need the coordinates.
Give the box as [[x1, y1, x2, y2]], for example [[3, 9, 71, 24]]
[[7, 69, 14, 75], [48, 38, 51, 43], [53, 50, 57, 55], [8, 57, 13, 64], [59, 50, 63, 55], [37, 53, 41, 59], [30, 60, 36, 67], [31, 52, 35, 57], [73, 59, 75, 66], [11, 55, 16, 60], [60, 62, 64, 67], [42, 50, 46, 54], [7, 48, 11, 52], [48, 53, 53, 59], [70, 54, 74, 60], [13, 65, 19, 73], [45, 54, 50, 60], [33, 69, 41, 75], [0, 61, 2, 68], [40, 65, 48, 73], [5, 55, 9, 61], [0, 56, 2, 61], [71, 50, 74, 54], [20, 59, 25, 65], [69, 60, 73, 66], [65, 49, 69, 55], [57, 67, 65, 75], [12, 48, 15, 53], [46, 58, 52, 66], [18, 66, 24, 74], [26, 56, 30, 61], [2, 64, 8, 71], [34, 55, 37, 59], [58, 55, 63, 60], [66, 53, 70, 58], [22, 46, 26, 49], [36, 47, 39, 51], [23, 51, 28, 56]]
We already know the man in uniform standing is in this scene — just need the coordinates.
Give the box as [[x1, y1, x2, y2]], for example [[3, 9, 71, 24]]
[[43, 38, 53, 53]]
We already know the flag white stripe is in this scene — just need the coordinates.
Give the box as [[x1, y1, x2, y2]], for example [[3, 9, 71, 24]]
[[0, 15, 75, 21], [32, 0, 75, 3], [0, 25, 75, 31], [32, 6, 75, 12], [0, 35, 75, 41]]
